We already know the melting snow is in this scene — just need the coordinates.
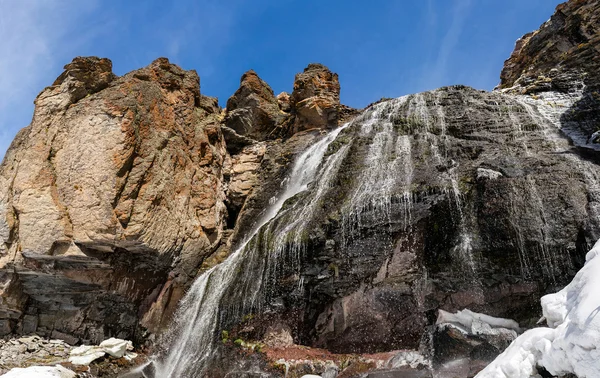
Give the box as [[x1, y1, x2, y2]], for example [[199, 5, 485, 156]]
[[476, 239, 600, 377], [0, 365, 75, 378], [437, 309, 520, 335]]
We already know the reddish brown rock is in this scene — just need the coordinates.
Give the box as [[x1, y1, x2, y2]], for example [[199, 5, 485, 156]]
[[276, 92, 291, 112], [0, 57, 228, 341], [290, 63, 342, 134], [225, 70, 286, 141]]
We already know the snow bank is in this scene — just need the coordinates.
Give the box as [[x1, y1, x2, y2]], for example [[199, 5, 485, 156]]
[[0, 365, 75, 378], [99, 337, 133, 358], [68, 345, 106, 365], [437, 309, 521, 334], [476, 239, 600, 378]]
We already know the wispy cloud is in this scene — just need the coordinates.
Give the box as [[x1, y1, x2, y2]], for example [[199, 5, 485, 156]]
[[0, 0, 99, 160], [0, 0, 242, 162], [425, 0, 473, 89]]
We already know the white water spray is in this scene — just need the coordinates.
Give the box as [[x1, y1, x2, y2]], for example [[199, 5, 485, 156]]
[[154, 124, 349, 377]]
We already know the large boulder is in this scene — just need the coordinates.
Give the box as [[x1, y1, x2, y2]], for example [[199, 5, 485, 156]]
[[0, 57, 228, 342]]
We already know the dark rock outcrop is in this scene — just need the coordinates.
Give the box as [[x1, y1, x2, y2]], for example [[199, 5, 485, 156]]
[[219, 86, 599, 360]]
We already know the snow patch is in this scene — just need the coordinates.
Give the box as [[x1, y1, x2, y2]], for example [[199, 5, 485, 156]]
[[476, 239, 600, 378], [477, 168, 503, 181], [68, 338, 134, 365], [99, 337, 132, 358], [437, 309, 520, 334], [0, 365, 75, 378], [68, 345, 106, 365], [387, 350, 431, 370]]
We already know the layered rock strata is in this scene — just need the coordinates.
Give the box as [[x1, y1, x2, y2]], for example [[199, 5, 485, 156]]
[[0, 57, 228, 343]]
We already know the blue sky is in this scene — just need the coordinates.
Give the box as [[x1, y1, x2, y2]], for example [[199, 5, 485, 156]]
[[0, 0, 563, 159]]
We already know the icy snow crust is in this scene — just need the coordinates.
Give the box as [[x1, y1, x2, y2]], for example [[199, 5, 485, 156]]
[[437, 309, 521, 334], [0, 365, 75, 378], [476, 239, 600, 378]]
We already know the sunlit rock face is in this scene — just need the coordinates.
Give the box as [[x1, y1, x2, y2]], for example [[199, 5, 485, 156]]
[[498, 0, 600, 153], [1, 0, 600, 377], [224, 70, 286, 141], [0, 56, 229, 343]]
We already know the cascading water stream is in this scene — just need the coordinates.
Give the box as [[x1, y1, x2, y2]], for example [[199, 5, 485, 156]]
[[153, 124, 350, 377], [137, 86, 598, 378]]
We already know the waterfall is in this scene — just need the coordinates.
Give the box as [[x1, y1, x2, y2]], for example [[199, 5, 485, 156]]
[[153, 124, 350, 377], [144, 87, 599, 377], [341, 96, 415, 247]]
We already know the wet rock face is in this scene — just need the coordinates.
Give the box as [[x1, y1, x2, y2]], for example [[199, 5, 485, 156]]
[[304, 88, 598, 353], [0, 57, 228, 342], [215, 85, 600, 363], [290, 63, 342, 134]]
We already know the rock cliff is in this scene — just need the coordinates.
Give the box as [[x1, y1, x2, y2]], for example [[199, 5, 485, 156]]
[[0, 0, 599, 377], [0, 57, 229, 343]]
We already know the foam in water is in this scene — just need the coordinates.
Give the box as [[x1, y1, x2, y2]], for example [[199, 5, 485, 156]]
[[153, 124, 350, 377]]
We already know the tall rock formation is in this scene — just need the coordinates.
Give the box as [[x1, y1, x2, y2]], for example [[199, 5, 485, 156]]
[[224, 70, 285, 142], [289, 63, 341, 133], [0, 57, 228, 343]]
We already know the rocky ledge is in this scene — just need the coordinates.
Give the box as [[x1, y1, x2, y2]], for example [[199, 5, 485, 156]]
[[0, 335, 144, 377]]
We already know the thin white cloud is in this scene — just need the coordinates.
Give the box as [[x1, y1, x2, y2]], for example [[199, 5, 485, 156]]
[[425, 0, 473, 89], [0, 0, 245, 160], [0, 0, 99, 160]]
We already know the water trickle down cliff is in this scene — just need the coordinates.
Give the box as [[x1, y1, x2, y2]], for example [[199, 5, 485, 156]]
[[150, 74, 600, 376], [0, 1, 597, 376], [155, 124, 350, 377]]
